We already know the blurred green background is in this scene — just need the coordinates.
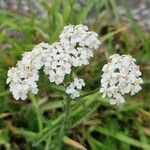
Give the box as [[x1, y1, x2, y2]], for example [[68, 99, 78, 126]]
[[0, 0, 150, 149]]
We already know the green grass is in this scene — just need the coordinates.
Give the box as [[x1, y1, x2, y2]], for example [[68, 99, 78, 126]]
[[0, 0, 150, 149]]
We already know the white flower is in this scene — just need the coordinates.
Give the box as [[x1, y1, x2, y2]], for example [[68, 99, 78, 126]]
[[7, 24, 100, 100], [59, 24, 100, 67], [100, 54, 143, 105], [7, 42, 49, 100], [43, 42, 72, 85], [66, 77, 86, 99], [44, 24, 100, 84]]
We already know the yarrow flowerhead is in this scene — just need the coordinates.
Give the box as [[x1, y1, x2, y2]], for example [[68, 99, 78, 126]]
[[43, 42, 72, 85], [7, 42, 49, 100], [59, 24, 100, 67], [43, 25, 100, 84], [66, 77, 85, 99], [100, 54, 143, 105], [7, 24, 100, 100]]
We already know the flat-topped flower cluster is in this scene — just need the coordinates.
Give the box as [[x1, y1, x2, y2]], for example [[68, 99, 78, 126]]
[[7, 25, 100, 100], [7, 24, 143, 105], [6, 43, 49, 100], [100, 54, 143, 105]]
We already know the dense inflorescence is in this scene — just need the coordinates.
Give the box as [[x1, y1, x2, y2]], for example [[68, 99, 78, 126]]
[[6, 42, 49, 100], [59, 24, 100, 67], [7, 24, 100, 100], [100, 54, 143, 105], [66, 77, 85, 99], [7, 24, 143, 104], [43, 42, 72, 85]]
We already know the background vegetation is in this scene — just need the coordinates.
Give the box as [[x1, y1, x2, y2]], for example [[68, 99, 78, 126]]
[[0, 0, 150, 149]]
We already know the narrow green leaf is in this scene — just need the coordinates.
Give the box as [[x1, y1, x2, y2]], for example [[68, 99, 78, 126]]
[[89, 126, 150, 149]]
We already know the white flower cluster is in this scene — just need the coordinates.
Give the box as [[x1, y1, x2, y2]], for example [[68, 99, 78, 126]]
[[7, 42, 49, 100], [100, 54, 143, 105], [7, 24, 100, 100], [66, 78, 85, 99], [59, 24, 100, 67], [43, 42, 72, 85], [43, 24, 100, 84]]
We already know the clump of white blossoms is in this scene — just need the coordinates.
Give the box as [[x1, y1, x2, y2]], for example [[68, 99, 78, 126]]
[[66, 78, 85, 99], [7, 24, 100, 100], [7, 42, 49, 100], [59, 24, 100, 67], [100, 54, 143, 105], [43, 25, 100, 84], [43, 42, 72, 85]]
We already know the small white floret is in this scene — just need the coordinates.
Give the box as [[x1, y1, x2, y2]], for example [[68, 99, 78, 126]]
[[66, 77, 86, 99]]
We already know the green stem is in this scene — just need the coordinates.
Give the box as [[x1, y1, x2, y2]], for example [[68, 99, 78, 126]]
[[33, 92, 105, 146], [29, 94, 43, 132], [49, 83, 66, 93], [44, 135, 52, 150], [58, 96, 71, 147], [76, 88, 99, 100]]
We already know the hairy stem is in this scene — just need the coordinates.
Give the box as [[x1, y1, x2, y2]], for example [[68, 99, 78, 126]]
[[58, 96, 71, 148], [29, 93, 43, 132]]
